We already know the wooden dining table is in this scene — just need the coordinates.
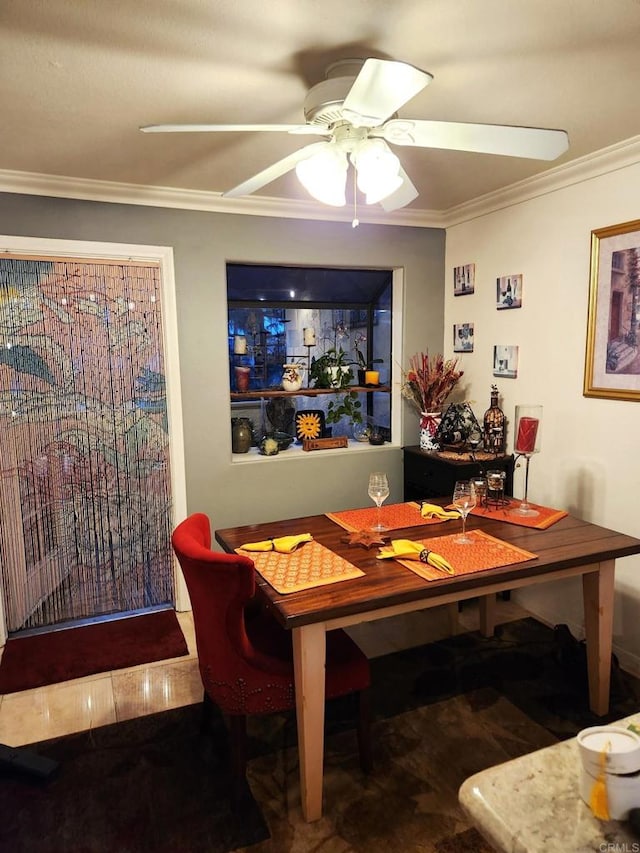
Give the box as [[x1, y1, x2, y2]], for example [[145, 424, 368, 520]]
[[215, 502, 640, 822]]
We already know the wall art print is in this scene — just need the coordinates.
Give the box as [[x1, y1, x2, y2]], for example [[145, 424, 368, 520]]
[[584, 218, 640, 401], [454, 263, 475, 296], [496, 274, 523, 309], [0, 256, 174, 632], [453, 322, 474, 352], [493, 345, 519, 379]]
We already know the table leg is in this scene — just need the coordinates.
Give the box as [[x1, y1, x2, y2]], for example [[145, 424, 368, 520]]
[[447, 602, 461, 635], [479, 593, 496, 638], [293, 622, 326, 822], [583, 560, 615, 716]]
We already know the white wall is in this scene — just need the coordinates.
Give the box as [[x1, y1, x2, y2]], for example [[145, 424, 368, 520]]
[[445, 160, 640, 672]]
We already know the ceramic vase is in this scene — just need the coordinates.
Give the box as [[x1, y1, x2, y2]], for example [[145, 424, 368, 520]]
[[231, 417, 252, 453], [281, 363, 305, 392], [326, 366, 350, 388], [419, 411, 441, 451]]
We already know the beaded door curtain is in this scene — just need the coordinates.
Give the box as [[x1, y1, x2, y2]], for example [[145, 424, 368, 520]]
[[0, 256, 174, 633]]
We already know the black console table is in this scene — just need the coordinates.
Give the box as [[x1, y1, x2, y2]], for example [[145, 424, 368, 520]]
[[403, 446, 515, 502]]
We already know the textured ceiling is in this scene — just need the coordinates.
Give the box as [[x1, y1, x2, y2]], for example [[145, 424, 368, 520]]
[[2, 0, 640, 216]]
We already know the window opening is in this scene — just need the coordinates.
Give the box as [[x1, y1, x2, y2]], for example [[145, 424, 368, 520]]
[[227, 264, 393, 450]]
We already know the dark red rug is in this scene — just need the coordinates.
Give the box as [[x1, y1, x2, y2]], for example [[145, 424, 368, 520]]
[[0, 609, 189, 694]]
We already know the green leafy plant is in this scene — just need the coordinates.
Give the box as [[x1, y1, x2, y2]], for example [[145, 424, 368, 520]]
[[326, 390, 363, 426], [309, 347, 353, 389]]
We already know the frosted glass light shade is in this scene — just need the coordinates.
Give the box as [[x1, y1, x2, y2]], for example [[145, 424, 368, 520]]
[[354, 139, 403, 204], [295, 146, 347, 206]]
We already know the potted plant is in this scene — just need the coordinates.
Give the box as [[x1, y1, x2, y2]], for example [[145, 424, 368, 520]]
[[309, 347, 353, 389], [353, 334, 383, 385], [326, 390, 363, 429]]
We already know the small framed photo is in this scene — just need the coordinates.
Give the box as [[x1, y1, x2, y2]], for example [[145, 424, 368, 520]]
[[496, 274, 522, 309], [453, 322, 474, 352], [454, 263, 475, 296], [493, 345, 519, 378]]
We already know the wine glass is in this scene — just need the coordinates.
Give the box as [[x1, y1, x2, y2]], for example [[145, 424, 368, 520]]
[[368, 472, 390, 532], [452, 480, 477, 544]]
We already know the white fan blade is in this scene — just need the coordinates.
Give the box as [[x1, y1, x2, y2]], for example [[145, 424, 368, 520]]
[[223, 142, 329, 198], [380, 166, 419, 211], [140, 123, 330, 135], [377, 119, 569, 160], [341, 59, 432, 128]]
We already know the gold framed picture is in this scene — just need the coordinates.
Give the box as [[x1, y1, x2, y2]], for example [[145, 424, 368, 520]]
[[584, 218, 640, 401]]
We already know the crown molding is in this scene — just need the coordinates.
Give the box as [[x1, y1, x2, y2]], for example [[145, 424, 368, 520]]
[[441, 134, 640, 227], [0, 168, 445, 228], [1, 134, 639, 231]]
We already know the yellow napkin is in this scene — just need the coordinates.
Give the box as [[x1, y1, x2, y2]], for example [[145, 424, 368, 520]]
[[376, 539, 455, 574], [420, 502, 460, 520], [239, 533, 313, 554]]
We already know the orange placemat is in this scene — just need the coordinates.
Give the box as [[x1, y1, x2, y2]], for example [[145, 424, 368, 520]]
[[392, 529, 537, 582], [236, 540, 364, 594], [326, 502, 451, 533], [470, 499, 568, 529]]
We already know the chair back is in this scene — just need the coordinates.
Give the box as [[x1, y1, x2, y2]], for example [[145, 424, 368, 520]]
[[172, 513, 276, 713]]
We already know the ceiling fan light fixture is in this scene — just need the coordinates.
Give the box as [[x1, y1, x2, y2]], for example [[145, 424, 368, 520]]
[[364, 173, 404, 205], [295, 145, 347, 206], [353, 139, 404, 204]]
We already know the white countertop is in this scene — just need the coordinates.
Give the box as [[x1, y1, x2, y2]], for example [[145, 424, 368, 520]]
[[459, 714, 640, 852]]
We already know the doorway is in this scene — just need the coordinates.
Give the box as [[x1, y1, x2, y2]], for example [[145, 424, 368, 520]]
[[0, 248, 184, 635]]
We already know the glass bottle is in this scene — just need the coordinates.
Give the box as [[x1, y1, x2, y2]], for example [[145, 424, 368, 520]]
[[483, 385, 505, 454]]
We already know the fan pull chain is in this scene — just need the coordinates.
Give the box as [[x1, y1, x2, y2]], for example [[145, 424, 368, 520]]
[[352, 165, 359, 228]]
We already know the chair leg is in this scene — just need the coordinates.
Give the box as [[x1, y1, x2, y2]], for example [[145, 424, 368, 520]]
[[356, 688, 373, 774], [201, 690, 214, 734], [228, 714, 248, 809]]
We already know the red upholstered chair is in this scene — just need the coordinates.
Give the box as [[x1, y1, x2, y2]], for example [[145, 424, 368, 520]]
[[171, 513, 371, 803]]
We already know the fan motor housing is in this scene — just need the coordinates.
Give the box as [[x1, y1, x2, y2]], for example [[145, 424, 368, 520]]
[[303, 75, 358, 126]]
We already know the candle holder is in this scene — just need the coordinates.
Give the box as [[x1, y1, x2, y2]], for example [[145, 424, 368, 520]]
[[233, 334, 247, 355], [485, 469, 509, 508], [512, 405, 542, 517], [304, 344, 315, 386]]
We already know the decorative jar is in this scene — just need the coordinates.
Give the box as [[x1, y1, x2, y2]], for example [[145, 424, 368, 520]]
[[234, 365, 251, 392], [483, 385, 505, 453], [353, 420, 372, 442], [419, 411, 441, 451], [231, 418, 252, 453], [282, 363, 305, 392]]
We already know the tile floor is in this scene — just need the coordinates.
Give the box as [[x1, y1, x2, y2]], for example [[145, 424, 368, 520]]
[[0, 599, 529, 747]]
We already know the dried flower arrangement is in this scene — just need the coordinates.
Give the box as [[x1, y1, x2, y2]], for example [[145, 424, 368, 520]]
[[402, 351, 463, 415]]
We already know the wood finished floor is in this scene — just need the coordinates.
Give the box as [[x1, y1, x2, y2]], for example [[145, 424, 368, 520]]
[[0, 599, 529, 747]]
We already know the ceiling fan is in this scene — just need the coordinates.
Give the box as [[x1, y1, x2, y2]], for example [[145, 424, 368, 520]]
[[140, 58, 569, 211]]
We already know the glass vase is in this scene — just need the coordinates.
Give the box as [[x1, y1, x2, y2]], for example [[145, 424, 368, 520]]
[[512, 404, 543, 517]]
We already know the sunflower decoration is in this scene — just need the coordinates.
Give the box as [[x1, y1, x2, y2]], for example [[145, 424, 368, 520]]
[[295, 409, 325, 441]]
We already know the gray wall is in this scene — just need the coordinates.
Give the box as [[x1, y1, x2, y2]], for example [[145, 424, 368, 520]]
[[0, 193, 445, 529]]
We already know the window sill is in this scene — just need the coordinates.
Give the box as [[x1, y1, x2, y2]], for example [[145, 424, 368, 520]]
[[231, 439, 399, 462]]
